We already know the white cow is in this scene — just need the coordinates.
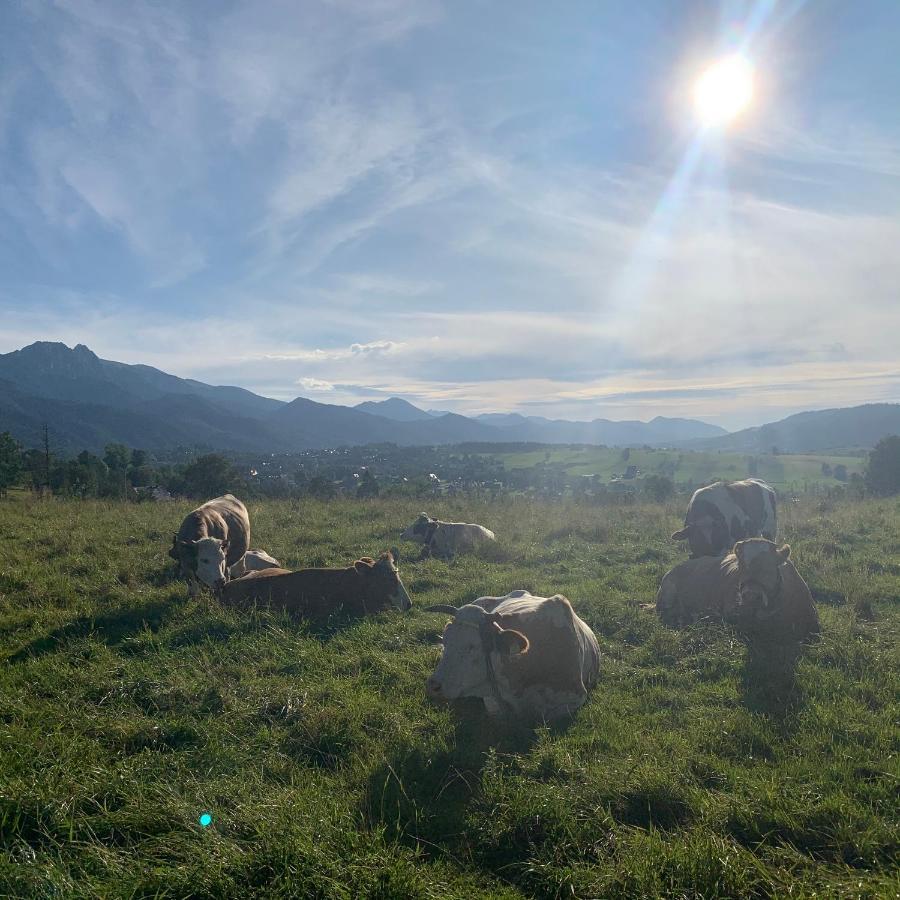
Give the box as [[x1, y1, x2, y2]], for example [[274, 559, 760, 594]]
[[400, 512, 496, 559], [425, 590, 600, 721], [229, 549, 282, 579]]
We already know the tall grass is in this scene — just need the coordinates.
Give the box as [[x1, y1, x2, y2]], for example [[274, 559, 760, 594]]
[[0, 495, 897, 898]]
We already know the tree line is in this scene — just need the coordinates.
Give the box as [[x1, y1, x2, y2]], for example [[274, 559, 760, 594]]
[[1, 431, 900, 501]]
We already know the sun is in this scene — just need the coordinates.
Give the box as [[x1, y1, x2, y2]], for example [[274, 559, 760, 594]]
[[693, 54, 754, 127]]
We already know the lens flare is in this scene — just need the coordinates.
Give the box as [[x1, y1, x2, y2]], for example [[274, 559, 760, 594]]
[[693, 55, 754, 127], [199, 812, 213, 828]]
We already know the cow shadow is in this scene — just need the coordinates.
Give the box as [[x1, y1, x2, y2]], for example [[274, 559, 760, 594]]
[[6, 596, 185, 663], [363, 701, 542, 856], [739, 641, 805, 721]]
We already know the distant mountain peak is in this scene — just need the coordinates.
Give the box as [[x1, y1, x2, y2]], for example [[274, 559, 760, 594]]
[[355, 397, 432, 422]]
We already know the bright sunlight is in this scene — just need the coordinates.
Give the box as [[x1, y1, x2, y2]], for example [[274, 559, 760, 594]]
[[693, 54, 754, 127]]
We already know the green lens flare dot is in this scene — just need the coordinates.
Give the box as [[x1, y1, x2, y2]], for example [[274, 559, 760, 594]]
[[199, 812, 212, 828]]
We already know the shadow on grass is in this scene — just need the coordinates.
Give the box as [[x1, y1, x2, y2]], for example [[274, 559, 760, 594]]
[[739, 641, 805, 719], [6, 597, 185, 663], [363, 700, 541, 855]]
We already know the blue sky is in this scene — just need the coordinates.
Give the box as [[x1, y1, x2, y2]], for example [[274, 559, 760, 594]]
[[1, 0, 898, 430]]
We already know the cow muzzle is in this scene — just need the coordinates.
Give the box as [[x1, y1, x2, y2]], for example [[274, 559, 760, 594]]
[[390, 582, 413, 612]]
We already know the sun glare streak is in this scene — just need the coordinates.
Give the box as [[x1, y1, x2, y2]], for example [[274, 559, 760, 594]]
[[693, 55, 754, 127]]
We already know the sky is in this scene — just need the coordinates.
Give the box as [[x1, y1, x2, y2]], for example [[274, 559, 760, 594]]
[[1, 0, 898, 431]]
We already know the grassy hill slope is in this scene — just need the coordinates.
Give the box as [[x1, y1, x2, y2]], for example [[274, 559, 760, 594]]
[[0, 495, 897, 897]]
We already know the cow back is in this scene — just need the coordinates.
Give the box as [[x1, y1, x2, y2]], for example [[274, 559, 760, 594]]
[[219, 565, 392, 618], [656, 555, 740, 627]]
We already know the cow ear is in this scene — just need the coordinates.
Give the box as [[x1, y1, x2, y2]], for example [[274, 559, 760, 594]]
[[389, 546, 400, 566], [220, 539, 229, 553], [490, 622, 529, 656], [671, 527, 690, 540], [355, 559, 375, 573], [777, 543, 791, 561]]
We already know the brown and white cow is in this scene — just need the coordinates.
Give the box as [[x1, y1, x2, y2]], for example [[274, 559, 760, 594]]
[[168, 494, 250, 596], [400, 513, 496, 559], [425, 590, 600, 721], [672, 479, 777, 558], [656, 538, 819, 644], [215, 550, 412, 618]]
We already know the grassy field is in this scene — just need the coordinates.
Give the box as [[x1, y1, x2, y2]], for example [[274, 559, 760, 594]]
[[1, 494, 898, 898], [482, 447, 865, 488]]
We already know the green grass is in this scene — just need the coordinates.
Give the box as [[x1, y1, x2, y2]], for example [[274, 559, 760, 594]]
[[1, 494, 898, 898], [485, 446, 864, 487]]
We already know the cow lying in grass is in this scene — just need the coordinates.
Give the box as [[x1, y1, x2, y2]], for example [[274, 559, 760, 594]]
[[400, 512, 496, 559], [168, 494, 250, 596], [672, 479, 777, 558], [655, 538, 819, 643], [215, 550, 412, 618], [425, 590, 600, 721]]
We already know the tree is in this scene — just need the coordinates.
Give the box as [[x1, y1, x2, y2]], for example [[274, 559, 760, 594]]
[[821, 462, 832, 477], [179, 454, 241, 499], [21, 449, 49, 491], [833, 463, 848, 482], [104, 443, 131, 471], [357, 468, 380, 498], [642, 473, 674, 502], [0, 432, 23, 497], [306, 475, 337, 499], [865, 435, 900, 496]]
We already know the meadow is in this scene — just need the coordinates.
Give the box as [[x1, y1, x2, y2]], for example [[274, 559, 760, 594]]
[[0, 493, 897, 898], [480, 447, 865, 489]]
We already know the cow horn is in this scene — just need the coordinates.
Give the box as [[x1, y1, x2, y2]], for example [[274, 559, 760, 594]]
[[424, 604, 459, 615]]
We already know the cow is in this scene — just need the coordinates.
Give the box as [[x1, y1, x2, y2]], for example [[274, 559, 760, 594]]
[[731, 539, 819, 644], [215, 550, 412, 618], [655, 538, 819, 644], [168, 494, 250, 596], [424, 590, 600, 721], [672, 479, 777, 558], [400, 513, 496, 559], [229, 549, 281, 579]]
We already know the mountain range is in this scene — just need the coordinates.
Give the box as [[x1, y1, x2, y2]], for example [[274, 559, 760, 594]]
[[0, 342, 896, 455]]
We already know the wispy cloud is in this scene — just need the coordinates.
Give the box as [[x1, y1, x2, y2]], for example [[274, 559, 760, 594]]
[[1, 1, 898, 429]]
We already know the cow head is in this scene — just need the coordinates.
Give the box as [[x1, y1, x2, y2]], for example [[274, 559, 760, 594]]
[[425, 604, 529, 703], [189, 536, 231, 590], [353, 549, 412, 611], [171, 536, 199, 580], [400, 513, 436, 545], [732, 538, 790, 621], [671, 514, 719, 557]]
